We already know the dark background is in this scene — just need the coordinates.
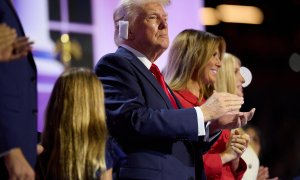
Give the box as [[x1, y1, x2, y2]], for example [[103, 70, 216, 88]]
[[205, 0, 300, 178]]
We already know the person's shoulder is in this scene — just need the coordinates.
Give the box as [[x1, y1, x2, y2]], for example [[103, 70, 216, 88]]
[[95, 53, 131, 71], [99, 52, 124, 62], [100, 47, 133, 61], [96, 49, 132, 66]]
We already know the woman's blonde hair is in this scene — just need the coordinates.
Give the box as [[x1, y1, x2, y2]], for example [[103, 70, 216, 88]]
[[164, 29, 226, 101], [214, 53, 241, 95], [40, 67, 107, 179]]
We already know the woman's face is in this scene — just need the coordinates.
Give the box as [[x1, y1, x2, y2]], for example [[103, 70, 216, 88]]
[[234, 60, 245, 97], [202, 49, 221, 85]]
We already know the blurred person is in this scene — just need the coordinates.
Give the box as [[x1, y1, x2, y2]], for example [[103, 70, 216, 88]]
[[36, 68, 112, 180], [95, 0, 245, 179], [0, 0, 37, 179], [164, 30, 254, 179], [215, 53, 277, 180], [213, 52, 255, 179], [241, 125, 278, 180]]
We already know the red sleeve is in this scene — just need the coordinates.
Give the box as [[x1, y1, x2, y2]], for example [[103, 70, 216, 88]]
[[203, 153, 223, 179], [232, 158, 247, 180], [203, 130, 233, 179], [221, 157, 247, 179]]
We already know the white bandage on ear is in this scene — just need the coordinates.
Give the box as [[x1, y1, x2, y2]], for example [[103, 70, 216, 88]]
[[119, 20, 129, 39]]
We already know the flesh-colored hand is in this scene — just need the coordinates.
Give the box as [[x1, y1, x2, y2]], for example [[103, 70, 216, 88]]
[[4, 148, 35, 180], [200, 91, 244, 122], [257, 166, 279, 180], [0, 23, 17, 61], [211, 108, 256, 131], [9, 37, 34, 60]]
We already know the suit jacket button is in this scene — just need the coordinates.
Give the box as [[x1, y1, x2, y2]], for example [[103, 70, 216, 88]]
[[248, 163, 252, 169]]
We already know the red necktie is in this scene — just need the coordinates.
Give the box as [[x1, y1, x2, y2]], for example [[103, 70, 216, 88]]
[[150, 63, 178, 109]]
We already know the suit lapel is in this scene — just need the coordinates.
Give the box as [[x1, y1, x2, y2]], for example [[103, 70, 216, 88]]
[[116, 47, 175, 109]]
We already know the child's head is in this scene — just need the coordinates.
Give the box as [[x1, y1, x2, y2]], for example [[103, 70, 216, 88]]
[[42, 67, 107, 179]]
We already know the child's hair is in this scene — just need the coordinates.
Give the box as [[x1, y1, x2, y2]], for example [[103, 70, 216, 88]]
[[40, 67, 107, 179]]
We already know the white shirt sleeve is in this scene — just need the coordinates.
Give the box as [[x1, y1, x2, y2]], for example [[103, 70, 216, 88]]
[[194, 107, 221, 141], [194, 106, 206, 136]]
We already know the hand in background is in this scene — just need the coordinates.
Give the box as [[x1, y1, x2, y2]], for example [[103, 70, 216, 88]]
[[257, 166, 279, 180], [201, 91, 244, 122], [0, 23, 17, 61], [4, 148, 35, 180], [9, 37, 34, 60], [0, 23, 33, 62]]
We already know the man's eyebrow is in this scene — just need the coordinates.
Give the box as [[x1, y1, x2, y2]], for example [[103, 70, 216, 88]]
[[146, 11, 168, 16]]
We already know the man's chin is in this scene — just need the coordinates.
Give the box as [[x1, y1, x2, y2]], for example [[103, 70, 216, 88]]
[[160, 43, 169, 49], [155, 43, 168, 51]]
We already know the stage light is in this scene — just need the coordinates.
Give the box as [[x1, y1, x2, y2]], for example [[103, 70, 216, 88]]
[[289, 52, 300, 72], [199, 7, 220, 25], [240, 66, 252, 87], [217, 5, 264, 24]]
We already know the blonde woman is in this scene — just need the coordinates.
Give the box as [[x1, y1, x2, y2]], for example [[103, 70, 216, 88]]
[[164, 29, 254, 179], [36, 68, 112, 180], [215, 53, 245, 96], [216, 54, 278, 180]]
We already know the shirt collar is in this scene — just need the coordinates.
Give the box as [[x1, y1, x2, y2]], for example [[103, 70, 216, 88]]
[[120, 44, 152, 69]]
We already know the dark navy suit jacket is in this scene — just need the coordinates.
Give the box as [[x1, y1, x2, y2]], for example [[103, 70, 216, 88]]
[[0, 0, 37, 174], [95, 47, 217, 180]]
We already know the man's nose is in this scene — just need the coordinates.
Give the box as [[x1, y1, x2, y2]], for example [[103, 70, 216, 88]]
[[158, 19, 168, 29]]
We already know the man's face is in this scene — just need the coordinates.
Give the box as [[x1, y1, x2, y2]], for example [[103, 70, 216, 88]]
[[131, 2, 169, 53]]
